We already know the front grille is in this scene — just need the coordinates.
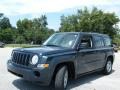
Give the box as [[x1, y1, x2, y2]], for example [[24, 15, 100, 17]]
[[12, 51, 31, 66]]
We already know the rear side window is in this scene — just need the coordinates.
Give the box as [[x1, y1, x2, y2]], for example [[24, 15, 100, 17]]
[[94, 36, 104, 48], [103, 37, 111, 47]]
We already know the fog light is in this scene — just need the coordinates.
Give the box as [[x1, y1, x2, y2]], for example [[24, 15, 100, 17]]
[[34, 71, 40, 77]]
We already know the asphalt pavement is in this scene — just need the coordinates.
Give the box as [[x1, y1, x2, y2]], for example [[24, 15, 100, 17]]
[[0, 48, 120, 90]]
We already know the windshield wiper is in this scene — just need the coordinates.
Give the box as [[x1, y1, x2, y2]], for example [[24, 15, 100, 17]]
[[44, 44, 60, 47]]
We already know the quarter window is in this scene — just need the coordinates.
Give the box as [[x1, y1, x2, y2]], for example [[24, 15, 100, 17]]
[[103, 37, 111, 46], [94, 36, 104, 48]]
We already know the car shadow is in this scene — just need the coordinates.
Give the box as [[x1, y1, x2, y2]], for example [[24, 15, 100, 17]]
[[12, 79, 53, 90], [12, 70, 115, 90]]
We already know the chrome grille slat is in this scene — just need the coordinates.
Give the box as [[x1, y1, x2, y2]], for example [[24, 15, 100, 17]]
[[12, 51, 31, 66]]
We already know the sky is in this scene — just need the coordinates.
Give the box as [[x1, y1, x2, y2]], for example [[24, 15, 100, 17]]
[[0, 0, 120, 31]]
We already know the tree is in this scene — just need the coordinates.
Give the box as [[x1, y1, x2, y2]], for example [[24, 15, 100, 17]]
[[15, 35, 26, 44], [16, 15, 54, 44], [32, 15, 48, 30], [0, 13, 11, 29], [0, 28, 15, 43], [59, 7, 120, 38], [113, 34, 120, 46], [0, 13, 54, 44], [0, 13, 3, 17], [16, 19, 32, 34]]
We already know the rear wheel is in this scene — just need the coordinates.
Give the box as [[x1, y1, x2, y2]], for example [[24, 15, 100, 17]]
[[103, 59, 112, 75], [54, 66, 68, 90]]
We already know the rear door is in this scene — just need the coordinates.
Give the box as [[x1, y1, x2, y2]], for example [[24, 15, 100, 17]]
[[92, 35, 106, 68]]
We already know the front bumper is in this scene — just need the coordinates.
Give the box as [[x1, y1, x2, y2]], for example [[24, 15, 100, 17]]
[[7, 60, 52, 85]]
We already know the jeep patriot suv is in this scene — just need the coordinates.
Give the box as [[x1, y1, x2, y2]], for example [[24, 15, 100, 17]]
[[7, 32, 114, 90]]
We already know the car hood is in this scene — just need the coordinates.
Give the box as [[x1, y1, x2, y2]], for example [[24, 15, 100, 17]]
[[14, 46, 74, 56]]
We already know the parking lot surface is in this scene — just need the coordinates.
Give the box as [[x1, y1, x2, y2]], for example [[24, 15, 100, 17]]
[[0, 48, 120, 90]]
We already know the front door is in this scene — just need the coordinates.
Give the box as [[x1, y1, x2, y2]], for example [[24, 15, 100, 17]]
[[76, 35, 97, 75]]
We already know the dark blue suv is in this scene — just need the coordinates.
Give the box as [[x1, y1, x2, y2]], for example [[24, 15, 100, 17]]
[[7, 32, 114, 90]]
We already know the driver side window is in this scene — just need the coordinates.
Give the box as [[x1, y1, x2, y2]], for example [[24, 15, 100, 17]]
[[79, 35, 93, 49]]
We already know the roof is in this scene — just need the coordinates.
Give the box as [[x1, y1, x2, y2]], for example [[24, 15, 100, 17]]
[[56, 32, 109, 37]]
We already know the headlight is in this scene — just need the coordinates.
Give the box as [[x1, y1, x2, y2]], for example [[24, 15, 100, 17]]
[[31, 55, 39, 65]]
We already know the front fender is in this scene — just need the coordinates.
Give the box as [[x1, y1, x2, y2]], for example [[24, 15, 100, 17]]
[[47, 52, 77, 82]]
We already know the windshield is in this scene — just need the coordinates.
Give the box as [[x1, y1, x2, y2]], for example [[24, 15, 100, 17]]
[[43, 33, 78, 48]]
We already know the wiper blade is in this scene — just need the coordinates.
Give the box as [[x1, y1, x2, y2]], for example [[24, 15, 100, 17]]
[[44, 44, 60, 47]]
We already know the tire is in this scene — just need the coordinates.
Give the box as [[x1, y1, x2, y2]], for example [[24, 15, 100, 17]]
[[103, 59, 113, 75], [54, 66, 68, 90]]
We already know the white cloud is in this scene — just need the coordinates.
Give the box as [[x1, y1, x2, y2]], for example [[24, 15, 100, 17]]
[[0, 0, 120, 15], [1, 0, 120, 29]]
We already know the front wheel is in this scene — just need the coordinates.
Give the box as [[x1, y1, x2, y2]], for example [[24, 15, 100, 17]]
[[103, 59, 112, 75], [54, 66, 68, 90]]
